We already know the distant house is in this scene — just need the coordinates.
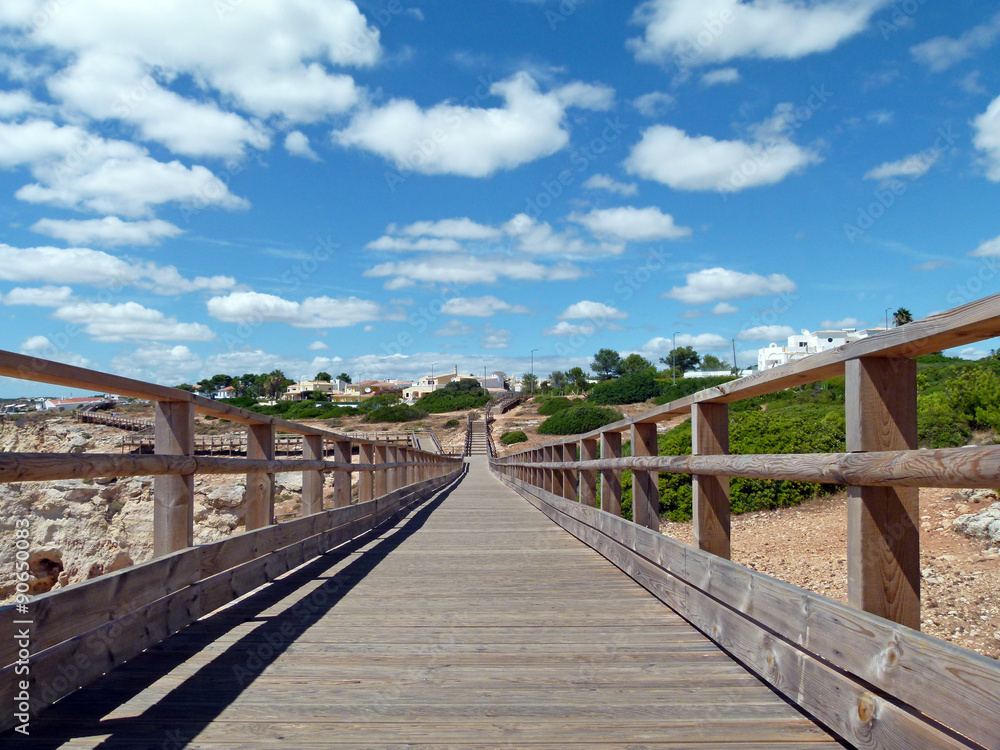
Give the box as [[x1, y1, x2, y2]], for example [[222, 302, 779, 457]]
[[402, 366, 479, 403], [683, 369, 732, 379], [281, 379, 347, 402], [758, 327, 887, 370], [42, 397, 106, 412], [213, 386, 236, 400]]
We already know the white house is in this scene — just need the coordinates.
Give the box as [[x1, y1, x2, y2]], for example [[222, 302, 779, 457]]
[[213, 386, 236, 400], [281, 379, 350, 402], [758, 327, 887, 370], [42, 397, 107, 411], [402, 367, 477, 403]]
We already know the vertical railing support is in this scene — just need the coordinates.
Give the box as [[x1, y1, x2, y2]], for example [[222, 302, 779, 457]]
[[631, 423, 659, 530], [550, 444, 564, 497], [246, 423, 276, 530], [333, 439, 352, 507], [692, 403, 731, 559], [562, 443, 578, 501], [579, 437, 598, 508], [543, 446, 554, 494], [153, 400, 194, 557], [600, 431, 622, 516], [846, 357, 920, 629], [359, 443, 375, 503], [387, 445, 399, 493], [301, 434, 324, 516], [375, 444, 388, 498]]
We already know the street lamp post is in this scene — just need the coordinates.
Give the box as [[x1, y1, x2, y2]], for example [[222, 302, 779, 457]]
[[530, 348, 539, 396], [671, 332, 680, 385], [885, 307, 891, 330]]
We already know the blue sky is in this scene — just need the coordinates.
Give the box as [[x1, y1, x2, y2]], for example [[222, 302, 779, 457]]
[[1, 0, 1000, 398]]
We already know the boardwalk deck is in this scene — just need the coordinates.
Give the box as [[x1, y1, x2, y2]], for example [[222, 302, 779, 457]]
[[10, 459, 842, 748]]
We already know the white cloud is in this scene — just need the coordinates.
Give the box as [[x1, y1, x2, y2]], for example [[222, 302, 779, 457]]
[[307, 340, 329, 351], [632, 91, 675, 117], [399, 218, 502, 240], [543, 321, 597, 337], [30, 216, 183, 247], [333, 73, 612, 177], [109, 344, 203, 385], [502, 213, 624, 257], [628, 0, 891, 67], [0, 89, 47, 118], [0, 243, 236, 295], [911, 12, 1000, 71], [958, 347, 991, 361], [365, 236, 463, 252], [365, 256, 584, 287], [52, 301, 215, 342], [700, 67, 741, 86], [440, 296, 530, 317], [207, 291, 383, 329], [2, 285, 74, 306], [973, 95, 1000, 181], [557, 301, 628, 321], [969, 234, 1000, 258], [480, 324, 510, 349], [435, 319, 474, 337], [737, 325, 796, 341], [568, 206, 691, 242], [864, 151, 938, 181], [642, 333, 729, 354], [820, 317, 864, 329], [19, 335, 92, 369], [284, 131, 320, 161], [711, 302, 737, 315], [625, 106, 821, 192], [582, 174, 639, 196], [0, 120, 249, 217], [665, 267, 797, 304]]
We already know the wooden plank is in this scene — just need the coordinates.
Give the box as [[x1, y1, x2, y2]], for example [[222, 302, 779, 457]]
[[631, 423, 658, 530], [692, 403, 730, 559], [153, 400, 195, 557], [301, 435, 324, 516], [245, 423, 276, 530], [579, 438, 598, 508], [846, 357, 920, 629]]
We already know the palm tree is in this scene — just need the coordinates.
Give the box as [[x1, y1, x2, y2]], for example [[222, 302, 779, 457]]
[[892, 307, 914, 327], [263, 370, 287, 400]]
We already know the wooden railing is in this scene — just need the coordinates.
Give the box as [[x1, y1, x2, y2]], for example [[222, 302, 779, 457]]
[[0, 351, 464, 730], [491, 292, 1000, 749]]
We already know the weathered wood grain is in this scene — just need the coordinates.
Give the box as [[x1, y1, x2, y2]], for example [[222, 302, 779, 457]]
[[692, 402, 730, 559]]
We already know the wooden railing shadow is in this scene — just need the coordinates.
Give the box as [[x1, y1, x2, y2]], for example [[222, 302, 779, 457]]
[[4, 471, 465, 749]]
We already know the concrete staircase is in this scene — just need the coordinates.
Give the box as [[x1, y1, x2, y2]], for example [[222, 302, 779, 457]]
[[467, 420, 488, 456]]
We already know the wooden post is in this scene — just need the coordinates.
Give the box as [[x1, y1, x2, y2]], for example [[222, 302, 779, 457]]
[[541, 446, 553, 494], [562, 443, 578, 501], [550, 445, 564, 497], [333, 439, 352, 508], [846, 357, 920, 629], [374, 444, 388, 498], [600, 431, 622, 516], [631, 423, 659, 530], [301, 434, 324, 516], [359, 443, 375, 502], [386, 445, 399, 493], [692, 403, 731, 559], [579, 437, 597, 508], [245, 423, 276, 530], [153, 401, 194, 557]]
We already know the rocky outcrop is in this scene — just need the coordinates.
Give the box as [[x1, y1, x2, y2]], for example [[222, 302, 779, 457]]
[[953, 490, 1000, 546]]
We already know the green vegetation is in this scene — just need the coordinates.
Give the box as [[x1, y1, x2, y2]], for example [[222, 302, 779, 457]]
[[653, 376, 737, 405], [915, 353, 1000, 447], [416, 379, 492, 413], [444, 418, 461, 428], [500, 430, 529, 445], [536, 396, 575, 415], [588, 371, 660, 405], [538, 404, 622, 435], [246, 399, 357, 420], [363, 404, 427, 423]]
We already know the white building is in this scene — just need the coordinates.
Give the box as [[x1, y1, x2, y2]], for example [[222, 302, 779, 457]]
[[281, 378, 350, 401], [758, 327, 887, 370], [402, 366, 476, 403], [42, 397, 107, 411]]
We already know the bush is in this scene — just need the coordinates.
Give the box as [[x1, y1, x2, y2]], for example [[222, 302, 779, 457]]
[[501, 430, 528, 445], [444, 418, 461, 428], [246, 399, 356, 421], [588, 372, 660, 405], [537, 396, 574, 415], [417, 379, 493, 413], [538, 404, 622, 435], [357, 392, 402, 415], [363, 404, 427, 423], [653, 376, 737, 405]]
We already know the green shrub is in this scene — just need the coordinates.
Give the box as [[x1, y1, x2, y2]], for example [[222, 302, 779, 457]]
[[417, 379, 492, 413], [444, 418, 461, 428], [588, 372, 660, 405], [537, 396, 574, 415], [363, 404, 427, 423], [501, 430, 528, 445], [538, 404, 622, 435], [357, 392, 401, 415], [653, 376, 737, 405]]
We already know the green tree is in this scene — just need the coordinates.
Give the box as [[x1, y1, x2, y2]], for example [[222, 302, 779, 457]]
[[521, 372, 538, 393], [315, 372, 332, 382], [591, 348, 623, 380], [700, 354, 729, 371], [893, 307, 914, 327], [659, 346, 700, 374], [550, 370, 567, 392], [262, 370, 290, 401], [337, 372, 352, 384], [566, 366, 589, 392], [620, 353, 655, 376], [175, 384, 196, 392]]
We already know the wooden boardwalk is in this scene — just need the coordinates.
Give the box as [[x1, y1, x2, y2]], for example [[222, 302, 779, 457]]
[[14, 459, 841, 748]]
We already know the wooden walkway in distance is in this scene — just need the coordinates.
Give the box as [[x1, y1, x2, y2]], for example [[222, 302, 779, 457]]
[[17, 459, 842, 748]]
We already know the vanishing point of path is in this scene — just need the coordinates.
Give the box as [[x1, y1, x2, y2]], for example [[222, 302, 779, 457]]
[[15, 458, 843, 748]]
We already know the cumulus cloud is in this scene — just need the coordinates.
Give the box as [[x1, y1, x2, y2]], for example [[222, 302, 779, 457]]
[[557, 301, 628, 321], [284, 131, 320, 161], [19, 335, 92, 369], [642, 333, 729, 354], [700, 67, 741, 86], [911, 12, 1000, 71], [737, 325, 797, 341], [711, 302, 737, 315], [206, 291, 383, 328], [109, 344, 204, 385], [435, 319, 474, 337], [543, 321, 597, 337], [365, 236, 463, 253], [969, 234, 1000, 257], [502, 214, 624, 257], [628, 0, 891, 67], [973, 95, 1000, 181], [632, 91, 675, 117], [2, 285, 74, 306], [307, 340, 329, 350], [364, 256, 585, 288], [864, 151, 938, 181], [440, 296, 530, 317], [52, 301, 216, 342], [821, 317, 864, 328], [0, 243, 236, 295], [582, 174, 639, 196], [30, 216, 183, 247], [568, 206, 691, 242], [399, 218, 502, 240], [333, 73, 614, 177], [625, 105, 821, 192], [479, 324, 511, 349], [664, 267, 797, 304]]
